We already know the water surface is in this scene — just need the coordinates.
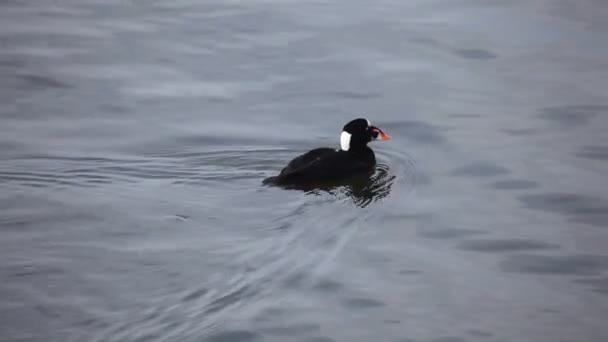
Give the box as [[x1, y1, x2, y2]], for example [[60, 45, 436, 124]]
[[1, 1, 608, 341]]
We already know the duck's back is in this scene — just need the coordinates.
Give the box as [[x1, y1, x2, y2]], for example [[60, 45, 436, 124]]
[[268, 147, 375, 184]]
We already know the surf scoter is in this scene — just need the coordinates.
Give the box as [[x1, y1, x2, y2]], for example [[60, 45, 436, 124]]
[[263, 118, 390, 186]]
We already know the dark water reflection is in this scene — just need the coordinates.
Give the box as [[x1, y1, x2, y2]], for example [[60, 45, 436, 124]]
[[1, 0, 608, 342], [266, 163, 395, 208]]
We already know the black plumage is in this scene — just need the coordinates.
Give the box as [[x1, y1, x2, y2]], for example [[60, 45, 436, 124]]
[[264, 118, 390, 186]]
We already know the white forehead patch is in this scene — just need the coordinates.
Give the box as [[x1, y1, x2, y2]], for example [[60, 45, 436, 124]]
[[340, 131, 351, 151], [366, 119, 371, 126]]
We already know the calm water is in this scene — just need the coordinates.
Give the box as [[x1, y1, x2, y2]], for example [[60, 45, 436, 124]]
[[1, 1, 608, 341]]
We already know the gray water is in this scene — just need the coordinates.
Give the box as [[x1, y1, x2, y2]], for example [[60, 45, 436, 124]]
[[1, 1, 608, 341]]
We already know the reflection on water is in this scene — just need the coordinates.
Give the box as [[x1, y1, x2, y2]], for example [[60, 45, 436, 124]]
[[2, 0, 608, 341], [269, 163, 396, 208]]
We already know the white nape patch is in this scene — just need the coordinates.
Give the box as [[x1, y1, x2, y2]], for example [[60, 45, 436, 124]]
[[340, 131, 352, 151]]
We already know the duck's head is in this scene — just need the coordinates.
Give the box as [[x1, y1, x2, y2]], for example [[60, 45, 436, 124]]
[[340, 118, 390, 151]]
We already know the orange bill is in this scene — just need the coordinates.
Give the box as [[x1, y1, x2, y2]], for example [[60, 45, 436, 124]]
[[374, 128, 391, 141]]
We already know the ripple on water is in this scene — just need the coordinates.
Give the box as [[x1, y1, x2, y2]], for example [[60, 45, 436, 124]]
[[574, 277, 608, 296], [449, 161, 510, 178], [334, 163, 397, 208], [537, 104, 608, 127], [206, 330, 261, 342], [518, 192, 608, 227], [17, 73, 71, 90], [453, 48, 498, 60], [11, 137, 416, 342], [0, 155, 147, 190], [305, 337, 336, 342], [374, 147, 419, 197], [491, 179, 539, 190], [93, 147, 384, 341], [259, 323, 320, 337], [575, 145, 608, 162], [313, 278, 344, 293], [0, 148, 297, 191], [431, 337, 468, 342], [457, 238, 560, 253], [417, 228, 486, 240], [467, 329, 494, 338], [500, 254, 608, 276], [262, 154, 409, 208], [500, 128, 538, 136], [341, 297, 386, 309]]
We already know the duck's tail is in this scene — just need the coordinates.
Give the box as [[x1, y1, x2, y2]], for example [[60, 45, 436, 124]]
[[262, 176, 280, 186]]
